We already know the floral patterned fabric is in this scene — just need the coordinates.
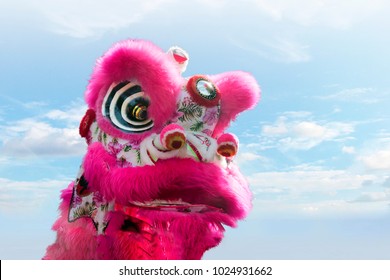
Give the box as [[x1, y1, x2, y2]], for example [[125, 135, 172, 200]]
[[174, 90, 220, 136], [90, 122, 142, 167], [68, 166, 114, 234]]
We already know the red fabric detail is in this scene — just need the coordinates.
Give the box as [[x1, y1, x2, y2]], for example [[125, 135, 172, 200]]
[[173, 53, 188, 64], [147, 150, 157, 164], [79, 109, 96, 138], [187, 140, 203, 161]]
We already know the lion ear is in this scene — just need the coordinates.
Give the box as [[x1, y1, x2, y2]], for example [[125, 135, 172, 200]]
[[212, 71, 261, 137], [167, 46, 189, 74]]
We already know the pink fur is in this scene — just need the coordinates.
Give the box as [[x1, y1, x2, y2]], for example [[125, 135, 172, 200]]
[[211, 71, 261, 137], [45, 39, 260, 260], [218, 133, 239, 146]]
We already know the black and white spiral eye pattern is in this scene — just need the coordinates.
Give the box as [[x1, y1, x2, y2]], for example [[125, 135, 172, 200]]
[[102, 81, 153, 133]]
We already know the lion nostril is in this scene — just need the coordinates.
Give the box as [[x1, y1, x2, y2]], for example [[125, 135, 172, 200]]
[[121, 219, 140, 233], [171, 140, 184, 149]]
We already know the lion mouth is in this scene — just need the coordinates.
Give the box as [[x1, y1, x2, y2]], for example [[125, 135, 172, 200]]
[[116, 199, 228, 234], [130, 199, 224, 214]]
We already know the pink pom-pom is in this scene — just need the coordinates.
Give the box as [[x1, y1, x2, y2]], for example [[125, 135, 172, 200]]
[[217, 133, 239, 157]]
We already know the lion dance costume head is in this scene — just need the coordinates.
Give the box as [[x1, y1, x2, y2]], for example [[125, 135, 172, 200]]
[[44, 39, 260, 259]]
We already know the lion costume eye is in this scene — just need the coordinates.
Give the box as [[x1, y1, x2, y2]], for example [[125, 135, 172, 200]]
[[102, 81, 154, 133], [186, 75, 220, 107]]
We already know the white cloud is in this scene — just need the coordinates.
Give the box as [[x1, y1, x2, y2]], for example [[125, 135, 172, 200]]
[[353, 136, 390, 171], [237, 152, 267, 162], [247, 165, 390, 217], [249, 169, 375, 194], [229, 36, 311, 63], [0, 177, 68, 214], [0, 95, 48, 110], [263, 38, 311, 63], [22, 101, 48, 109], [359, 148, 390, 171], [318, 87, 389, 104], [18, 0, 173, 38], [244, 141, 390, 217], [1, 120, 85, 157], [43, 0, 385, 38], [0, 103, 86, 157], [252, 0, 388, 29], [282, 111, 313, 118], [45, 104, 86, 124], [342, 146, 356, 154], [383, 177, 390, 188], [292, 121, 326, 138], [251, 198, 390, 218], [262, 116, 288, 136], [261, 113, 354, 150], [350, 191, 390, 203], [235, 152, 270, 168]]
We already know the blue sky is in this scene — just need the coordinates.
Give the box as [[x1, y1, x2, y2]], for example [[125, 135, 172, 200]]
[[1, 0, 390, 259]]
